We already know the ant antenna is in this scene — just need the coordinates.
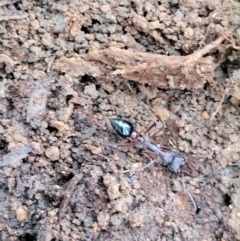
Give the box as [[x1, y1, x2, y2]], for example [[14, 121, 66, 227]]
[[126, 81, 156, 124]]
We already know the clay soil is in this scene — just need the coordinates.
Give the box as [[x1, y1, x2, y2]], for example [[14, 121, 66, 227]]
[[0, 0, 240, 241]]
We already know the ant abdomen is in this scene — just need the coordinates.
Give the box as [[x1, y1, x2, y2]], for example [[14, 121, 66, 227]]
[[109, 118, 134, 138]]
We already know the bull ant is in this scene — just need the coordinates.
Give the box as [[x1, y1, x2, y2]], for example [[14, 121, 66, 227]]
[[109, 117, 197, 211], [110, 118, 186, 174]]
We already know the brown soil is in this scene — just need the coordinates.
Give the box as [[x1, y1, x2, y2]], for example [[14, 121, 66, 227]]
[[0, 0, 240, 241]]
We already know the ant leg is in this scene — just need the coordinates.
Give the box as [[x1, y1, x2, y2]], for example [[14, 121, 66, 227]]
[[159, 145, 172, 151], [144, 122, 156, 134], [117, 142, 135, 148], [179, 169, 191, 176], [180, 160, 194, 176], [185, 162, 193, 171], [143, 151, 156, 161]]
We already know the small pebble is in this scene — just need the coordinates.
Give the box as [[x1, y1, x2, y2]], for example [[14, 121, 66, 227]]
[[16, 206, 28, 222], [45, 146, 60, 161], [201, 111, 210, 119], [230, 134, 239, 143]]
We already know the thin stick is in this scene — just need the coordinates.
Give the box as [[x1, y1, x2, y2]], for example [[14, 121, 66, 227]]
[[126, 82, 156, 123], [181, 172, 197, 212], [183, 27, 237, 65], [210, 89, 228, 121], [137, 160, 156, 172], [220, 30, 240, 50], [192, 27, 237, 57]]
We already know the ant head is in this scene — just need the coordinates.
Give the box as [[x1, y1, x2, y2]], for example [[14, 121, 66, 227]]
[[109, 118, 134, 138]]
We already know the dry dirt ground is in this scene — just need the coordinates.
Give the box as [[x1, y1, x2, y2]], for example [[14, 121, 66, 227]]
[[0, 0, 240, 241]]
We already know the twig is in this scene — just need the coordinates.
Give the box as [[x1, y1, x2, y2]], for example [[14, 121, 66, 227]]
[[210, 89, 228, 121], [0, 13, 28, 21], [220, 30, 240, 50], [126, 81, 156, 124], [184, 27, 237, 63], [137, 160, 156, 172], [196, 27, 237, 56], [182, 172, 197, 212]]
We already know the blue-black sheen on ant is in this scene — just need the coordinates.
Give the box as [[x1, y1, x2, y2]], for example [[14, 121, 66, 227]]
[[110, 118, 134, 138]]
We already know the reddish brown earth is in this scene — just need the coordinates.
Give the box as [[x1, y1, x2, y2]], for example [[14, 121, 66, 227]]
[[0, 0, 240, 241]]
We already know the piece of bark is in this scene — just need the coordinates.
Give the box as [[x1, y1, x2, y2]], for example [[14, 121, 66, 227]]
[[52, 56, 102, 78], [89, 28, 236, 90], [89, 46, 215, 90]]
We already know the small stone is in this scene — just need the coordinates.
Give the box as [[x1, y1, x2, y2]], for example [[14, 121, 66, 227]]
[[110, 213, 123, 226], [129, 213, 144, 227], [148, 21, 162, 30], [84, 84, 99, 99], [16, 206, 28, 221], [100, 5, 111, 12], [194, 189, 201, 194], [97, 212, 110, 228], [72, 218, 81, 225], [230, 134, 239, 143], [84, 217, 93, 227], [105, 13, 117, 23], [132, 180, 140, 189], [45, 146, 60, 161], [107, 183, 121, 200], [184, 27, 194, 39], [230, 96, 240, 106], [30, 141, 44, 154], [201, 111, 210, 119], [41, 32, 53, 47], [173, 10, 184, 23], [50, 120, 70, 133], [172, 179, 182, 192], [75, 34, 85, 44], [91, 146, 102, 155], [52, 13, 67, 33]]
